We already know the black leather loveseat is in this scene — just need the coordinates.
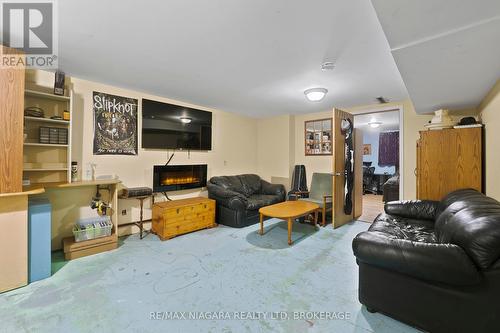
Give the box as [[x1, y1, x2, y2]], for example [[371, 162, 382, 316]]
[[352, 189, 500, 333], [207, 174, 286, 228]]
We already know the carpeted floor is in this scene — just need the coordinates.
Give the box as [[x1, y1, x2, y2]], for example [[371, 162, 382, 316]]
[[0, 219, 418, 333]]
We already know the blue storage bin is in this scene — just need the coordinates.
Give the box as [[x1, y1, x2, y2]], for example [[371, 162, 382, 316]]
[[28, 196, 52, 283]]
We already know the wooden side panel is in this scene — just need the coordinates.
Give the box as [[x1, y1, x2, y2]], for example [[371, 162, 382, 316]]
[[353, 129, 363, 219], [332, 108, 354, 228], [152, 203, 164, 236], [452, 128, 482, 193], [0, 46, 25, 193], [0, 196, 28, 292], [417, 128, 482, 200]]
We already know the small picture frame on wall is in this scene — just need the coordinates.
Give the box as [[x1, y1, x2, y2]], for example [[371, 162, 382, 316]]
[[305, 118, 332, 156], [363, 144, 372, 155]]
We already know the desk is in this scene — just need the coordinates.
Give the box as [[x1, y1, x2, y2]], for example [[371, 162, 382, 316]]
[[44, 180, 121, 260]]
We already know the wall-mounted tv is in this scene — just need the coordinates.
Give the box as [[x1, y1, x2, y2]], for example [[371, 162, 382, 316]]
[[142, 99, 212, 150]]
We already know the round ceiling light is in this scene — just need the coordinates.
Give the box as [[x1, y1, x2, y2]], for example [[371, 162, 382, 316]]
[[179, 117, 192, 124], [304, 88, 328, 102], [368, 121, 382, 128]]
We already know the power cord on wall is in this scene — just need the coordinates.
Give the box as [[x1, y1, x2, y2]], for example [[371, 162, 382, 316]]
[[163, 192, 173, 201], [165, 150, 175, 166]]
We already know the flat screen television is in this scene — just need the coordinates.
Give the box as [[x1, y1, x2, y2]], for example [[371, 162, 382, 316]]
[[142, 99, 212, 150]]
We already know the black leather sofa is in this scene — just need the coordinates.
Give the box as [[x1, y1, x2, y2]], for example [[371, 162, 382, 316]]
[[207, 174, 286, 228], [352, 189, 500, 333]]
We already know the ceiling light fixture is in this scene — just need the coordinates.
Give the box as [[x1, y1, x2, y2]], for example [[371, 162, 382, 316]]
[[179, 117, 192, 124], [368, 121, 382, 128], [304, 88, 328, 102]]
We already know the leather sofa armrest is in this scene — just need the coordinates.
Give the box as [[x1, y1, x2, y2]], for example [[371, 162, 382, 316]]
[[261, 180, 286, 199], [207, 183, 247, 211], [384, 200, 439, 221], [352, 231, 481, 286]]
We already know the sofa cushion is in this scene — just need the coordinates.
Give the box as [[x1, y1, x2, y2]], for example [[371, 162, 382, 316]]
[[434, 189, 500, 269], [384, 200, 439, 221], [209, 176, 246, 196], [246, 194, 282, 210], [238, 174, 262, 197], [353, 231, 481, 286], [370, 213, 437, 243]]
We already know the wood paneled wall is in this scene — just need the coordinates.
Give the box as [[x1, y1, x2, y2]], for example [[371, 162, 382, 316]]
[[0, 45, 25, 193]]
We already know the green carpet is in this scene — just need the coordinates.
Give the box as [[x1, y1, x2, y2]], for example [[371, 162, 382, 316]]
[[0, 219, 418, 333]]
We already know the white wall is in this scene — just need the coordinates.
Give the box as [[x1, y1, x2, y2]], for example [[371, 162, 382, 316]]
[[256, 115, 292, 183], [479, 79, 500, 201]]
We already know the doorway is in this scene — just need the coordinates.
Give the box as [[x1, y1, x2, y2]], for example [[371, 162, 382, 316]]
[[353, 109, 401, 222]]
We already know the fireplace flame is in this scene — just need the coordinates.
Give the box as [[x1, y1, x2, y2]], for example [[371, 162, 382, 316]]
[[161, 177, 200, 186]]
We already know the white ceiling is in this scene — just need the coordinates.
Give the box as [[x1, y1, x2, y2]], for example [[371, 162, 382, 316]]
[[371, 0, 500, 114], [354, 110, 400, 130], [57, 0, 408, 117]]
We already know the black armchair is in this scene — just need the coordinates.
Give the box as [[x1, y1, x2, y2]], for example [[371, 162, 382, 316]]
[[382, 174, 399, 202], [352, 189, 500, 333], [207, 174, 285, 228], [362, 166, 376, 194]]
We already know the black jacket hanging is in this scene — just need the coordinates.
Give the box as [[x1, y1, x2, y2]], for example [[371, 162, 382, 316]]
[[341, 118, 354, 215]]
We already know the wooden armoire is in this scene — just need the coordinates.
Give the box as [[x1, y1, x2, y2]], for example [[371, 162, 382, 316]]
[[416, 127, 482, 201]]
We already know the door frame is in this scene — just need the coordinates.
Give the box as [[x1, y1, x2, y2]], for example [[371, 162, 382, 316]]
[[351, 104, 404, 200]]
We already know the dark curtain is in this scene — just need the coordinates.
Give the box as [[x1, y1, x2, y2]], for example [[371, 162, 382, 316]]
[[378, 131, 399, 167]]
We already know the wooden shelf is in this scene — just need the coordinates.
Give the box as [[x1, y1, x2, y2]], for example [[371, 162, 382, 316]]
[[63, 233, 118, 260], [24, 142, 68, 147], [23, 179, 122, 192], [24, 116, 70, 125], [57, 179, 121, 187], [24, 167, 68, 171], [25, 89, 70, 101], [0, 188, 45, 198]]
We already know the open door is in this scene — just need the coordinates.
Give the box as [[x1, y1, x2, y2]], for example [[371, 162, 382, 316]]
[[332, 108, 358, 228]]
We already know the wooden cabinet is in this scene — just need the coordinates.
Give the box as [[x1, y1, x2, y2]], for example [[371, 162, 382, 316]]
[[0, 46, 25, 193], [416, 127, 482, 201], [152, 197, 216, 240]]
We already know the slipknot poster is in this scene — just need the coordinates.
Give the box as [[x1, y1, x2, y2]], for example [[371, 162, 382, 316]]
[[93, 91, 138, 155]]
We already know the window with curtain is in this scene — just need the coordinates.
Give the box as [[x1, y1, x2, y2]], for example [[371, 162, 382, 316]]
[[378, 131, 399, 167]]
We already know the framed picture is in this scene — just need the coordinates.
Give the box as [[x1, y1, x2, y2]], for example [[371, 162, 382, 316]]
[[305, 118, 332, 156], [363, 144, 372, 155], [93, 91, 138, 155]]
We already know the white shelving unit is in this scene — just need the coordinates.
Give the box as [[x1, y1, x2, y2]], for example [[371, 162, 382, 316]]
[[24, 116, 70, 125], [25, 89, 71, 101], [24, 142, 69, 148], [23, 85, 73, 186]]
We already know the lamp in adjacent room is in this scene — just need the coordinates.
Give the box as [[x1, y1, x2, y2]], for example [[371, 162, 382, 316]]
[[368, 121, 382, 128]]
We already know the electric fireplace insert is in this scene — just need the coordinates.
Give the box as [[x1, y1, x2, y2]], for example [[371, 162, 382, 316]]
[[153, 164, 207, 192]]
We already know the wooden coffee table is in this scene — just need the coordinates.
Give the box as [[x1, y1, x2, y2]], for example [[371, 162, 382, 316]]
[[259, 201, 320, 245]]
